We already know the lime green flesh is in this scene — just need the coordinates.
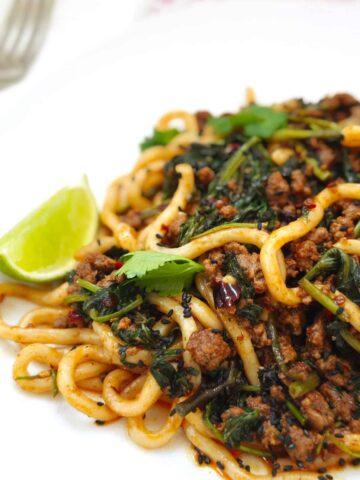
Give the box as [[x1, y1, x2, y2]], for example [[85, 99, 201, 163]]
[[0, 182, 98, 283]]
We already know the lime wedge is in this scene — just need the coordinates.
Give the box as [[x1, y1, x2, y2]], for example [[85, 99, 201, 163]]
[[0, 179, 98, 283]]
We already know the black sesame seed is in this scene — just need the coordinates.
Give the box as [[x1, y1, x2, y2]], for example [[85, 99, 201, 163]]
[[287, 443, 295, 450], [318, 476, 326, 480], [318, 467, 327, 473], [351, 458, 360, 466], [204, 457, 211, 465], [323, 351, 330, 360], [167, 309, 174, 317], [338, 458, 346, 466], [96, 401, 104, 406], [237, 458, 244, 468], [245, 465, 251, 472], [95, 420, 105, 425], [325, 475, 333, 480], [216, 461, 225, 470], [296, 460, 304, 469], [155, 233, 163, 239], [283, 465, 293, 472], [334, 432, 344, 438]]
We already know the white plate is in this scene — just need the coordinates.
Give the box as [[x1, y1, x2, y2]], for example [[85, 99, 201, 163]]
[[0, 1, 359, 479]]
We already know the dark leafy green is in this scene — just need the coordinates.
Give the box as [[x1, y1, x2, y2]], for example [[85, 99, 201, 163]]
[[223, 252, 254, 299], [150, 349, 198, 398], [223, 410, 262, 448], [140, 128, 180, 151], [304, 247, 360, 305]]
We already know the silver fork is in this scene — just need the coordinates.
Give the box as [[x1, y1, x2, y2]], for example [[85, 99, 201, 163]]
[[0, 0, 55, 89]]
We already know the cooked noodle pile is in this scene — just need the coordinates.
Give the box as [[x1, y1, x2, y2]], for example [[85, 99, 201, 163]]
[[2, 92, 360, 479]]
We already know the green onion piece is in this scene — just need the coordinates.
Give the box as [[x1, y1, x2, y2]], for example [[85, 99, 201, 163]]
[[289, 372, 320, 398], [289, 116, 340, 131], [239, 384, 261, 393], [51, 368, 59, 397], [299, 278, 348, 321], [77, 278, 100, 293], [340, 329, 360, 353], [315, 434, 326, 455], [304, 157, 331, 182], [64, 294, 89, 304], [286, 400, 306, 426], [327, 434, 360, 458], [237, 444, 272, 458], [267, 316, 288, 373], [191, 223, 258, 240], [90, 295, 143, 323], [219, 136, 260, 184], [354, 220, 360, 238], [271, 128, 341, 141]]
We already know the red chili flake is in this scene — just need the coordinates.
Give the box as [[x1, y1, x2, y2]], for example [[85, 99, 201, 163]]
[[161, 224, 169, 233], [225, 143, 240, 153], [303, 198, 317, 210], [335, 295, 345, 306], [114, 261, 123, 269]]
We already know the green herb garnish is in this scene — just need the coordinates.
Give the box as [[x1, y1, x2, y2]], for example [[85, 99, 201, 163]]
[[140, 128, 180, 151], [117, 251, 204, 296]]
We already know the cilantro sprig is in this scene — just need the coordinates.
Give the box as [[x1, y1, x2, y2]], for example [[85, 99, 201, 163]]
[[208, 105, 288, 139], [140, 128, 180, 151], [117, 251, 204, 296]]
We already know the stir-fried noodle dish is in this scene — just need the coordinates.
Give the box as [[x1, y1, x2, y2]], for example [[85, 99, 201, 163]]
[[2, 92, 360, 479]]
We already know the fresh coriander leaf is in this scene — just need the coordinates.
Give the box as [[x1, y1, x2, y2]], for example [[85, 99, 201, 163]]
[[140, 128, 180, 151], [117, 251, 204, 296], [208, 106, 288, 139]]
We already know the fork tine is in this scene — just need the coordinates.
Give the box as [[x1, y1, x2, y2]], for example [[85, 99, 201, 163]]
[[20, 0, 54, 68], [0, 0, 54, 85], [0, 0, 29, 63]]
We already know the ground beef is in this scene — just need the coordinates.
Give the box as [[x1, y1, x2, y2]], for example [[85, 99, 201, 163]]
[[330, 200, 360, 241], [290, 238, 320, 273], [278, 334, 297, 363], [246, 396, 271, 417], [308, 138, 337, 170], [251, 322, 271, 348], [68, 253, 118, 294], [290, 169, 312, 201], [270, 385, 286, 402], [305, 315, 329, 360], [203, 249, 224, 284], [321, 93, 359, 121], [197, 166, 215, 186], [316, 354, 352, 387], [223, 243, 266, 294], [166, 212, 187, 242], [221, 407, 245, 423], [261, 420, 282, 449], [195, 110, 211, 132], [186, 329, 231, 371], [266, 171, 290, 209], [219, 205, 237, 219], [285, 362, 312, 382], [122, 208, 143, 229], [300, 391, 335, 432], [277, 307, 305, 335], [306, 227, 331, 246], [320, 382, 355, 422], [282, 421, 319, 462], [349, 419, 360, 433]]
